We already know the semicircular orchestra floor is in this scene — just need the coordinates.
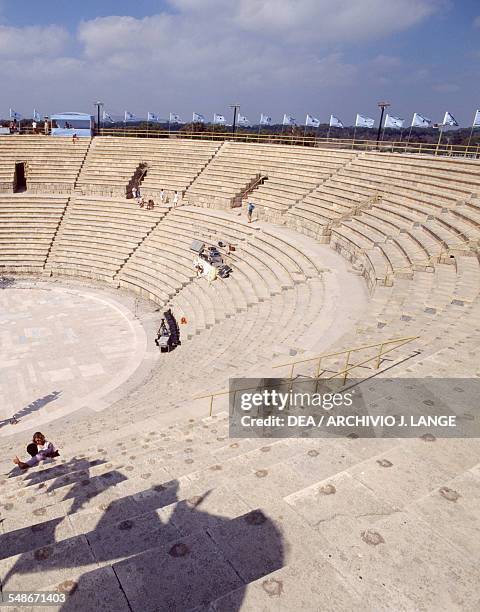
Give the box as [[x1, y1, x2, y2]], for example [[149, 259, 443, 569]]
[[0, 281, 149, 435]]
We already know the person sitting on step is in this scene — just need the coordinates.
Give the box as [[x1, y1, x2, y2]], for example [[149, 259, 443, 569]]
[[13, 432, 59, 470]]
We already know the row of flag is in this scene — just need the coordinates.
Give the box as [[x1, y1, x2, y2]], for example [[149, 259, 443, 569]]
[[107, 110, 474, 130], [353, 111, 461, 130], [9, 109, 42, 121], [8, 108, 480, 130]]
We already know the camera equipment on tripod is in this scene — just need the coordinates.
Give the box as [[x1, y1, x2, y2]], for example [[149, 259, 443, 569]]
[[155, 309, 181, 352], [155, 319, 170, 351]]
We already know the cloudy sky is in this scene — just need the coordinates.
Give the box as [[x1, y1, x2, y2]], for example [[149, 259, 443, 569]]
[[0, 0, 478, 125]]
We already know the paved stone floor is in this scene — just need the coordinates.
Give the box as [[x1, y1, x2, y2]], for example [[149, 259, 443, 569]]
[[0, 282, 148, 434]]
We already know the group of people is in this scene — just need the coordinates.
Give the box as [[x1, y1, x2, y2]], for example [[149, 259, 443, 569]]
[[139, 198, 156, 210], [132, 186, 181, 209]]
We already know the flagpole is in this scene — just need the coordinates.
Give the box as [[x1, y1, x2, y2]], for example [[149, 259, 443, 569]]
[[398, 128, 404, 152], [466, 122, 475, 152], [352, 125, 357, 150], [406, 125, 413, 144], [435, 124, 445, 156]]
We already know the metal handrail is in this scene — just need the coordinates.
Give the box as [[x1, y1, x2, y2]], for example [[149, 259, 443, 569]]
[[194, 335, 419, 415]]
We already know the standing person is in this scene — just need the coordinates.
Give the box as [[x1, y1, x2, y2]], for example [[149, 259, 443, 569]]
[[13, 432, 59, 470], [32, 119, 37, 134], [247, 201, 255, 223], [44, 118, 49, 135], [159, 188, 165, 204], [172, 191, 179, 207]]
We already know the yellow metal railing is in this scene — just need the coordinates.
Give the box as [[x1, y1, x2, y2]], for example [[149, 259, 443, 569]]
[[272, 335, 419, 385], [194, 335, 419, 415], [93, 128, 480, 158]]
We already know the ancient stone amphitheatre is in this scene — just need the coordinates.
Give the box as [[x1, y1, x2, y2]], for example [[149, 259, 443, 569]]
[[0, 134, 479, 611]]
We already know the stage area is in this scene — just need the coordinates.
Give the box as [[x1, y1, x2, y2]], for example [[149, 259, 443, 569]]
[[0, 281, 150, 434]]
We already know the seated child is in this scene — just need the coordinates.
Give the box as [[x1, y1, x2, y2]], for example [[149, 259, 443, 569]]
[[14, 432, 59, 470]]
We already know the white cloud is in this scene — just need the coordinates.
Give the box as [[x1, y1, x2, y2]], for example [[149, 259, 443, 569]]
[[234, 0, 446, 42], [1, 0, 469, 124], [0, 24, 69, 58]]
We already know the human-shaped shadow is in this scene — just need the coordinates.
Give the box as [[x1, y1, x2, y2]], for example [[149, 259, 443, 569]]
[[0, 391, 62, 429], [11, 455, 106, 490], [1, 471, 285, 611], [0, 276, 15, 290]]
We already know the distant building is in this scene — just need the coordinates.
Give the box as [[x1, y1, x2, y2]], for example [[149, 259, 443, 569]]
[[50, 112, 94, 137]]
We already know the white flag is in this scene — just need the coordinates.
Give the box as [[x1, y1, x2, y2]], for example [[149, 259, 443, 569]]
[[443, 111, 458, 127], [213, 113, 226, 124], [103, 111, 115, 123], [355, 114, 375, 128], [124, 111, 136, 122], [411, 112, 431, 127], [148, 112, 160, 122], [472, 110, 480, 128], [260, 113, 272, 125], [9, 109, 22, 120], [169, 113, 180, 123], [33, 109, 41, 122], [384, 114, 404, 129], [283, 114, 296, 126], [305, 114, 320, 127], [237, 114, 249, 126], [193, 112, 205, 123], [329, 115, 343, 128]]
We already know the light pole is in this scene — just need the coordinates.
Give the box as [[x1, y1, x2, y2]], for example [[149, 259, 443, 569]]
[[230, 104, 240, 136], [376, 101, 390, 144], [94, 101, 104, 136]]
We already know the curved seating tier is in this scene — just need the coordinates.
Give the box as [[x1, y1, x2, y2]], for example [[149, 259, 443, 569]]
[[0, 194, 68, 273], [284, 150, 480, 292], [76, 137, 219, 201], [117, 206, 323, 323], [186, 141, 355, 219], [1, 141, 480, 612], [45, 196, 168, 282], [0, 136, 89, 193]]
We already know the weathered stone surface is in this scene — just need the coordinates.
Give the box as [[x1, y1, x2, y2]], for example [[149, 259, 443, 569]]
[[113, 531, 243, 611]]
